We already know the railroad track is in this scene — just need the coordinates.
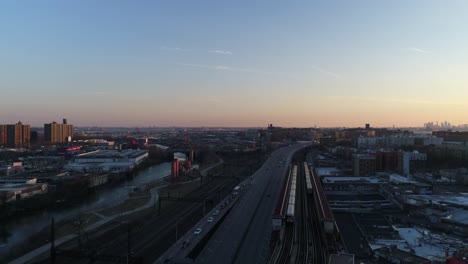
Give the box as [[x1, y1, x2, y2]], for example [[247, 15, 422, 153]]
[[54, 178, 237, 264], [271, 157, 331, 264], [296, 159, 330, 264], [305, 164, 328, 264], [271, 164, 297, 264], [294, 162, 309, 264], [276, 225, 294, 264], [97, 180, 233, 259]]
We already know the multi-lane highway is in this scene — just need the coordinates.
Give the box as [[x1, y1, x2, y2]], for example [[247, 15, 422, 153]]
[[195, 144, 310, 264], [156, 180, 247, 263]]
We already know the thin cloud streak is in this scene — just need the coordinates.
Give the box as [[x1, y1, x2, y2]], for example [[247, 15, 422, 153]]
[[177, 63, 339, 80], [408, 47, 429, 54], [177, 63, 277, 75], [160, 46, 190, 52], [182, 97, 223, 104], [208, 50, 233, 55], [311, 65, 340, 78], [325, 95, 462, 106], [80, 91, 113, 96]]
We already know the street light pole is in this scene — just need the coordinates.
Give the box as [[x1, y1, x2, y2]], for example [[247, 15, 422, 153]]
[[127, 223, 131, 264], [175, 218, 179, 241], [203, 199, 206, 216]]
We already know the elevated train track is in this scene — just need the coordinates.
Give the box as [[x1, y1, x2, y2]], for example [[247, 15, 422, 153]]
[[270, 157, 330, 264], [275, 165, 297, 264]]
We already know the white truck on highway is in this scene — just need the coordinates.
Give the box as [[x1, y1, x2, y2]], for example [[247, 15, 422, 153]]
[[233, 185, 242, 196]]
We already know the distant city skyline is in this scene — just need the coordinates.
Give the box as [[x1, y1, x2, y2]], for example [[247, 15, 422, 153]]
[[3, 119, 468, 129], [1, 1, 468, 127]]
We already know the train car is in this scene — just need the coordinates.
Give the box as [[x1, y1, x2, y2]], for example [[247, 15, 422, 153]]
[[290, 186, 296, 195], [305, 179, 312, 194], [289, 188, 296, 197], [286, 165, 298, 224], [286, 201, 295, 223], [304, 162, 313, 194]]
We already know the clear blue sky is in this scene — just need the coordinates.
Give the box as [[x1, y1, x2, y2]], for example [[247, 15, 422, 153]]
[[1, 0, 467, 127]]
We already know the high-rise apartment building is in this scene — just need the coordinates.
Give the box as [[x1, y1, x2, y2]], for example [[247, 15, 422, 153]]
[[375, 151, 399, 172], [44, 119, 73, 144], [398, 151, 427, 177], [5, 122, 31, 148], [0, 125, 7, 146], [353, 154, 376, 176]]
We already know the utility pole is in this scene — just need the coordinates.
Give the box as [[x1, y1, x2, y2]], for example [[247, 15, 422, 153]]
[[77, 215, 83, 249], [50, 218, 56, 264], [203, 199, 206, 216], [127, 223, 131, 264], [158, 198, 161, 215], [176, 217, 179, 242]]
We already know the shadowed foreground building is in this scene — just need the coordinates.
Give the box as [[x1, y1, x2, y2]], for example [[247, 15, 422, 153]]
[[44, 119, 73, 144]]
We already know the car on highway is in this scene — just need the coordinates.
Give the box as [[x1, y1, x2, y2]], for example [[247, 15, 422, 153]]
[[207, 217, 214, 223], [212, 210, 219, 215], [181, 240, 190, 249], [194, 228, 202, 235]]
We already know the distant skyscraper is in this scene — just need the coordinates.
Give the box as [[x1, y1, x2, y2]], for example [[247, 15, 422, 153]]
[[6, 121, 31, 148], [44, 119, 73, 144]]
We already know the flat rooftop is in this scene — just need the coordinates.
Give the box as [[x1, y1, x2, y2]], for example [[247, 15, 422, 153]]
[[334, 212, 368, 257], [395, 227, 461, 260], [389, 174, 418, 184], [0, 178, 37, 183], [76, 149, 148, 159], [374, 246, 430, 264], [440, 208, 468, 225], [315, 167, 343, 177], [327, 194, 387, 202], [322, 176, 385, 184], [0, 183, 44, 191], [354, 213, 400, 240], [405, 194, 468, 208], [328, 253, 354, 264]]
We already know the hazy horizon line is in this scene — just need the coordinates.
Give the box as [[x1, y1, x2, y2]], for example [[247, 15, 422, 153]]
[[22, 125, 465, 130]]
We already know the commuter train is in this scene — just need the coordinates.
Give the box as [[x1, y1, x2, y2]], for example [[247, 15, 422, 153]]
[[304, 162, 313, 194], [286, 165, 297, 223]]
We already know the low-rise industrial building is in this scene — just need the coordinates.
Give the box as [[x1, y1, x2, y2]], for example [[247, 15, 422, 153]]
[[374, 246, 431, 264], [0, 182, 48, 203], [64, 149, 148, 173], [328, 253, 354, 264], [321, 176, 384, 192]]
